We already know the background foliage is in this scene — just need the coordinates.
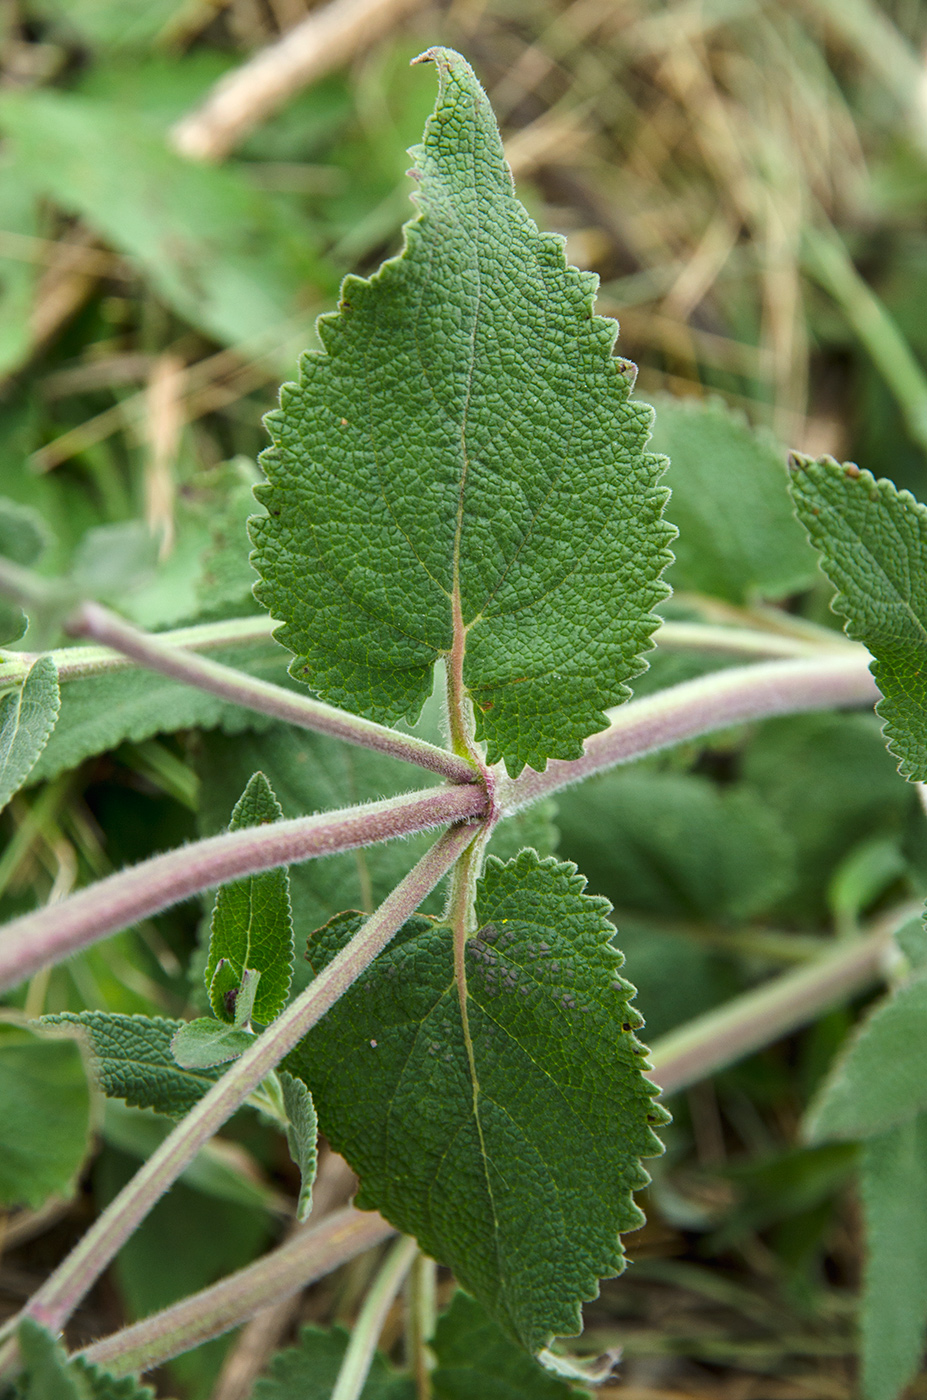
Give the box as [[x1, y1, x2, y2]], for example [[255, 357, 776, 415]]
[[3, 1, 927, 1397]]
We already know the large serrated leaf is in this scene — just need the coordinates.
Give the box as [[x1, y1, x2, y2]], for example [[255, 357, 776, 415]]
[[43, 1013, 221, 1118], [14, 1317, 154, 1400], [0, 657, 60, 813], [789, 455, 927, 780], [859, 1116, 927, 1400], [205, 771, 295, 1026], [251, 47, 673, 777], [284, 850, 667, 1353]]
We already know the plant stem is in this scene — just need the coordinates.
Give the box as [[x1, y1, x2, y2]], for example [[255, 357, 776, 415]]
[[66, 602, 474, 785], [0, 615, 276, 689], [0, 784, 485, 993], [331, 1236, 417, 1400], [406, 1252, 437, 1400], [654, 621, 861, 659], [646, 906, 918, 1096], [0, 824, 475, 1363], [500, 653, 878, 813], [78, 1207, 395, 1376]]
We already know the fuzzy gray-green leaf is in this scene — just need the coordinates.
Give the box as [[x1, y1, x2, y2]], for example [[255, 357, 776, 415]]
[[279, 1071, 318, 1222], [170, 1018, 253, 1070], [284, 850, 667, 1353], [43, 1012, 221, 1118], [789, 455, 927, 780], [251, 47, 672, 777]]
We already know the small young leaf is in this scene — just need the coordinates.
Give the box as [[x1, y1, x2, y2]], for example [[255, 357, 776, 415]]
[[647, 396, 817, 604], [170, 1018, 253, 1070], [252, 1324, 413, 1399], [432, 1292, 585, 1398], [859, 1116, 927, 1400], [789, 455, 927, 780], [0, 1026, 91, 1209], [251, 48, 672, 777], [285, 850, 667, 1353], [205, 772, 295, 1026], [279, 1071, 318, 1222], [15, 1317, 155, 1399], [0, 657, 60, 813], [43, 1013, 221, 1118], [804, 968, 927, 1142]]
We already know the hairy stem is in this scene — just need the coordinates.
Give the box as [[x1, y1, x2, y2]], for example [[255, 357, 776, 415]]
[[331, 1236, 417, 1400], [646, 904, 918, 1096], [66, 602, 474, 785], [500, 653, 879, 813], [0, 824, 475, 1360], [0, 784, 485, 993], [78, 1208, 395, 1376], [0, 615, 276, 689]]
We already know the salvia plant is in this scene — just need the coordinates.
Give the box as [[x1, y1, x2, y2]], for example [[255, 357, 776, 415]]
[[0, 45, 925, 1400]]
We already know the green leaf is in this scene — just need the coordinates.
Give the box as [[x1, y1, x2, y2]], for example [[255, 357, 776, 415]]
[[14, 1318, 154, 1400], [251, 47, 672, 776], [205, 772, 295, 1026], [0, 92, 335, 353], [285, 850, 667, 1353], [0, 494, 50, 644], [556, 768, 793, 922], [252, 1325, 413, 1400], [740, 711, 915, 924], [647, 396, 817, 604], [170, 1019, 253, 1070], [804, 968, 927, 1143], [43, 1013, 221, 1118], [858, 1116, 927, 1400], [432, 1292, 584, 1398], [279, 1071, 318, 1222], [789, 455, 927, 780], [0, 657, 60, 813], [0, 1026, 91, 1209]]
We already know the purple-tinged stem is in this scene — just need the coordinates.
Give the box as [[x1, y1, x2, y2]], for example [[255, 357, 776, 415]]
[[0, 785, 485, 993], [0, 824, 476, 1358], [68, 602, 475, 786], [78, 1207, 395, 1377], [499, 654, 879, 812]]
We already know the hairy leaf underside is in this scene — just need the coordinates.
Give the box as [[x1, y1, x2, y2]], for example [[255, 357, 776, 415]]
[[285, 851, 667, 1353], [251, 47, 673, 776]]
